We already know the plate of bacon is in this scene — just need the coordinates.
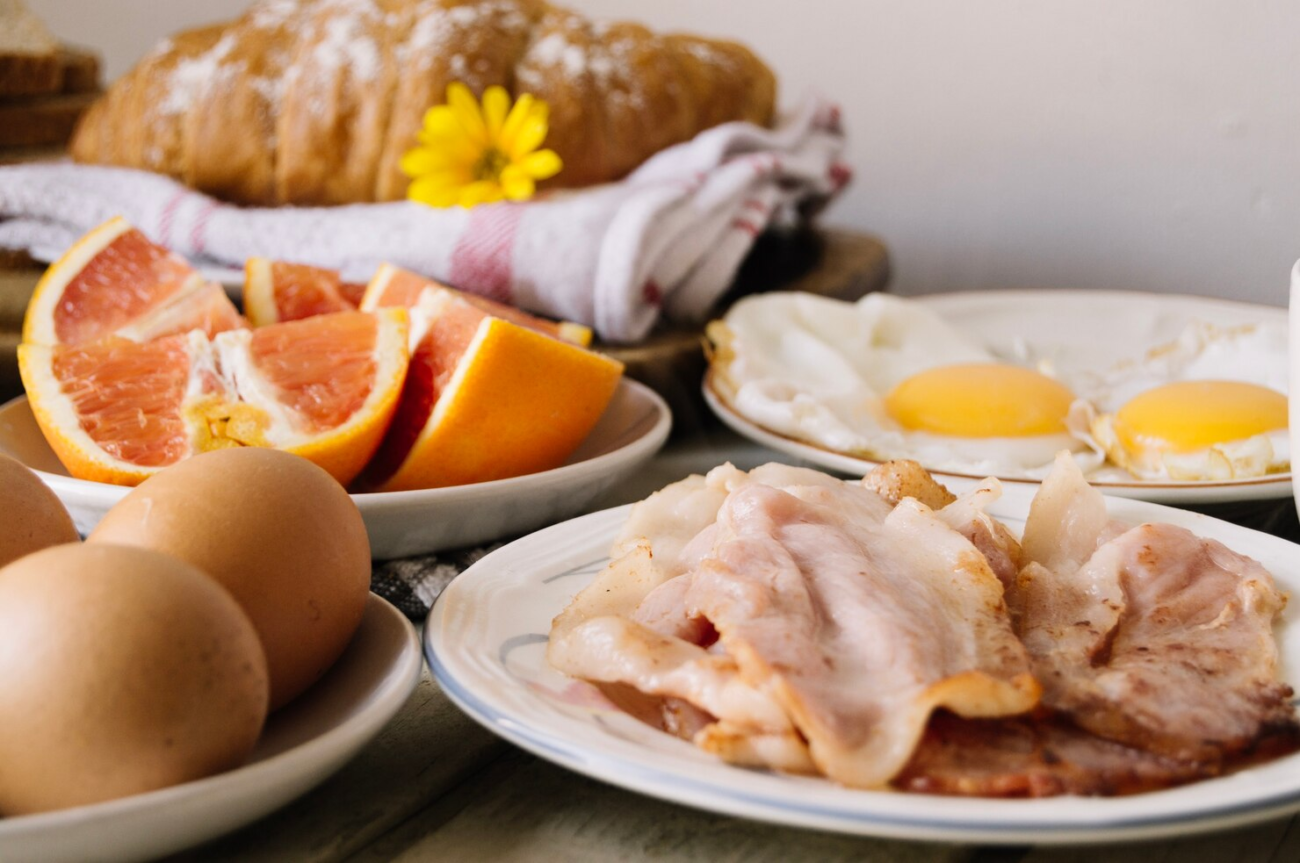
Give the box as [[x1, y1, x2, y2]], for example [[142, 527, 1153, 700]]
[[424, 455, 1300, 844]]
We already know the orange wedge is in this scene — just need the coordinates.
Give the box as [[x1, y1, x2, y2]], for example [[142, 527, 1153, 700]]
[[356, 285, 623, 492], [20, 310, 409, 486], [361, 263, 593, 347], [23, 216, 246, 346], [243, 258, 364, 326]]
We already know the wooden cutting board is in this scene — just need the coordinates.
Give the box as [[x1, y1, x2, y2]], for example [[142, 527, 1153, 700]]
[[600, 229, 889, 432]]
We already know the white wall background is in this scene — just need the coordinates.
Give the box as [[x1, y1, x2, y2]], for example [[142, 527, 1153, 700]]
[[28, 0, 1300, 305]]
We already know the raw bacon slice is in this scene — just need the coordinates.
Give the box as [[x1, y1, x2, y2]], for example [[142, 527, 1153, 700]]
[[548, 467, 799, 746], [685, 477, 1039, 788], [1013, 453, 1300, 764], [896, 712, 1208, 798]]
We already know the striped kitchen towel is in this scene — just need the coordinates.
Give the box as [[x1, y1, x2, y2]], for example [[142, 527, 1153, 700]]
[[0, 97, 847, 343]]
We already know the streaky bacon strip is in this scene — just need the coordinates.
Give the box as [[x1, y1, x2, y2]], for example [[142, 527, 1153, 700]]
[[548, 457, 1300, 796], [1012, 454, 1300, 765], [685, 476, 1038, 788]]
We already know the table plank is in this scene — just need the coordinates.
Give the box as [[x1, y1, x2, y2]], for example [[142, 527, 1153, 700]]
[[1016, 815, 1300, 863], [352, 748, 970, 863], [168, 670, 505, 862]]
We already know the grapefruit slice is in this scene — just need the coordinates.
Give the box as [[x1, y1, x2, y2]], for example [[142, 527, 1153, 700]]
[[20, 310, 409, 486], [355, 288, 623, 492], [243, 258, 364, 326], [361, 264, 593, 348], [23, 216, 246, 346]]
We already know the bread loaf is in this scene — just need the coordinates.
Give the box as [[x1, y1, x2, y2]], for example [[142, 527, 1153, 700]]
[[0, 0, 61, 96], [71, 0, 777, 206]]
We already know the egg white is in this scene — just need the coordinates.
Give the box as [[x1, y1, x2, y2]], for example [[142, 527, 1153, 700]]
[[1062, 321, 1290, 481], [713, 292, 1096, 478]]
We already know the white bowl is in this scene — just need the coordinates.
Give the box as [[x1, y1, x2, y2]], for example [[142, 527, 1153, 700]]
[[0, 594, 421, 863], [0, 379, 671, 558]]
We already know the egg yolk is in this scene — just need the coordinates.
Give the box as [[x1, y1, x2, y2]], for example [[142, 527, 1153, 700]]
[[885, 363, 1075, 437], [1113, 380, 1287, 452]]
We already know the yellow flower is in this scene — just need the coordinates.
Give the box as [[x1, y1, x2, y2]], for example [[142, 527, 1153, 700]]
[[402, 83, 563, 208]]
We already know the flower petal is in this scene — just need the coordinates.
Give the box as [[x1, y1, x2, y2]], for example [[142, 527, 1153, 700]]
[[446, 82, 487, 145], [508, 114, 549, 160], [417, 116, 484, 167], [498, 93, 536, 153], [400, 146, 460, 178], [482, 85, 511, 142], [517, 149, 563, 181], [499, 165, 536, 201], [408, 175, 464, 208], [458, 180, 504, 208], [413, 166, 473, 190], [418, 105, 460, 141]]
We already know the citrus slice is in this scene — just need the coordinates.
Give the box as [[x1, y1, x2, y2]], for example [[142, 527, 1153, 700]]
[[337, 280, 368, 308], [20, 310, 409, 486], [243, 258, 364, 326], [23, 216, 246, 346], [355, 289, 623, 492], [361, 263, 593, 347], [119, 281, 247, 342]]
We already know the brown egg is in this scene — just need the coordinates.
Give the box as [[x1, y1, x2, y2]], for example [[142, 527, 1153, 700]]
[[89, 448, 371, 710], [0, 544, 268, 815], [0, 452, 79, 567]]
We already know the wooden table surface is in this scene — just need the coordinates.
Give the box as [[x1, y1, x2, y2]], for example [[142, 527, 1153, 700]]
[[164, 429, 1300, 863]]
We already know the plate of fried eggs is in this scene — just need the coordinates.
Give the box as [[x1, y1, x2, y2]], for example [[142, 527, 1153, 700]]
[[704, 290, 1289, 504]]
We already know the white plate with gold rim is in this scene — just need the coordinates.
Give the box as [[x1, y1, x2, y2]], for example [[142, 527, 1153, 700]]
[[425, 497, 1300, 845], [704, 289, 1291, 505], [0, 379, 671, 557], [0, 594, 421, 863]]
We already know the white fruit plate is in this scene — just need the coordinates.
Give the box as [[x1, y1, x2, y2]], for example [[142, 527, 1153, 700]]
[[0, 379, 671, 558]]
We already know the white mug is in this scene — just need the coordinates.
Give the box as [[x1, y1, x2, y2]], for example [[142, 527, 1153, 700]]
[[1291, 259, 1300, 512]]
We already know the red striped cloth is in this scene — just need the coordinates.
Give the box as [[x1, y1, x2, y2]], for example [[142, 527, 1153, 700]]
[[0, 97, 847, 343]]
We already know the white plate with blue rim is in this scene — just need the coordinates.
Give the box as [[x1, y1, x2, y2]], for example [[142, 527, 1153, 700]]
[[703, 289, 1291, 505], [425, 494, 1300, 844], [0, 378, 670, 558]]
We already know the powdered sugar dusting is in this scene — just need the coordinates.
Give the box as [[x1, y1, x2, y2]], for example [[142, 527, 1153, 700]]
[[159, 32, 238, 117], [309, 0, 381, 85], [520, 16, 647, 108], [249, 0, 298, 30], [250, 71, 285, 106], [402, 0, 530, 82], [529, 31, 586, 79], [686, 40, 736, 69], [147, 37, 175, 61]]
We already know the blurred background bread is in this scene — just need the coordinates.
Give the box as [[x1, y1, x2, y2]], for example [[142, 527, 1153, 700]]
[[0, 0, 61, 96], [0, 0, 100, 155], [68, 0, 777, 206]]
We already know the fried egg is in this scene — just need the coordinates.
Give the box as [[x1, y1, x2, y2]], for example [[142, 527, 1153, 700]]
[[709, 293, 1095, 478], [1065, 322, 1289, 481]]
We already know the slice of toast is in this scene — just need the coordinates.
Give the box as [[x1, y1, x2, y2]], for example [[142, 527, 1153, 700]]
[[0, 0, 60, 97]]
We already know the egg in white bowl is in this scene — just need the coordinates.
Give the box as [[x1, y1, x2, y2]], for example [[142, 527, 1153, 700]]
[[707, 292, 1100, 479]]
